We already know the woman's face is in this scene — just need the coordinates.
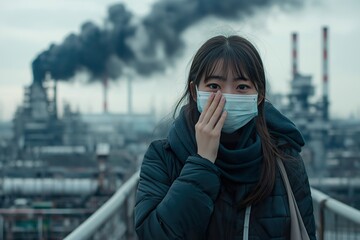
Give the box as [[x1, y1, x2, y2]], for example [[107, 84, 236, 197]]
[[197, 61, 258, 95]]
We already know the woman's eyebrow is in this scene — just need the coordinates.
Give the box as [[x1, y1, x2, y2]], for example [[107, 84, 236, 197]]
[[204, 75, 249, 82], [234, 76, 249, 81], [204, 75, 226, 82]]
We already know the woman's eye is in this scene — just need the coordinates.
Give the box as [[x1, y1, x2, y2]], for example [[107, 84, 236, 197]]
[[237, 84, 250, 90], [207, 84, 220, 90]]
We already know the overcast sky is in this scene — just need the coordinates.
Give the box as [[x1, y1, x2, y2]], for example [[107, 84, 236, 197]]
[[0, 0, 359, 121]]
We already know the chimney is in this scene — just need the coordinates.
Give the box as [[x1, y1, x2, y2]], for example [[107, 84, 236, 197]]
[[127, 75, 132, 115], [322, 26, 329, 120], [54, 79, 58, 118], [292, 32, 298, 78], [103, 75, 108, 113]]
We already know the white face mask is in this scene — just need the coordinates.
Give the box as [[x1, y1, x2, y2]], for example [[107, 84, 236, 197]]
[[196, 87, 258, 133]]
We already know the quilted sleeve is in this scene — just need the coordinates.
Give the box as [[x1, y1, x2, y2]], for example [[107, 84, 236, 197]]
[[135, 140, 221, 240]]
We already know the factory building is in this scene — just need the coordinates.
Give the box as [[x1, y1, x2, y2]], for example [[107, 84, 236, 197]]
[[271, 27, 360, 183], [3, 67, 156, 207], [13, 79, 63, 150], [270, 28, 329, 175]]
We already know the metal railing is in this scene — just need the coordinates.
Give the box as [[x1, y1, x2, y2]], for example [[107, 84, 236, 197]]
[[311, 188, 360, 239], [64, 171, 139, 240], [64, 171, 360, 240]]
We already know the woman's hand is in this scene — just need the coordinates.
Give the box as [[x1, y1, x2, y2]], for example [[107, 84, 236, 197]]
[[195, 90, 227, 163]]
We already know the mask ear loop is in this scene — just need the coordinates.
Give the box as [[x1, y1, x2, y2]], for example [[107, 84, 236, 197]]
[[194, 85, 199, 103]]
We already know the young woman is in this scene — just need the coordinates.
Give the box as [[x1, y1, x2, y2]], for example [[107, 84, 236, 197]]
[[135, 35, 316, 239]]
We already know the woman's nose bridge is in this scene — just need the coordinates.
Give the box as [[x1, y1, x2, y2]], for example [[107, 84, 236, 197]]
[[222, 82, 236, 94]]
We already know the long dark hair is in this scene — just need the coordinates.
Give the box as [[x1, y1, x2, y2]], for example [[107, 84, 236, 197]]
[[174, 35, 284, 207]]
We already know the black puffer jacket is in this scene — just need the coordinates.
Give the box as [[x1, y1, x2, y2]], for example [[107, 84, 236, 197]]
[[135, 103, 316, 239]]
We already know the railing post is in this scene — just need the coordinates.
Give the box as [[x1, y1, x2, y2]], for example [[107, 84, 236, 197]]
[[318, 198, 328, 240], [125, 187, 136, 240]]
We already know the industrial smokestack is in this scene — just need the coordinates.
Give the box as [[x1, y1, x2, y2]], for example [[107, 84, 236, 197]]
[[292, 32, 298, 78], [103, 75, 108, 113], [127, 75, 132, 115], [322, 26, 329, 120], [54, 79, 58, 118]]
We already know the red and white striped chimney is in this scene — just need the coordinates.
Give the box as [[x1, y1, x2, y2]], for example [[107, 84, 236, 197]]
[[322, 26, 329, 120], [103, 75, 108, 113], [292, 32, 298, 78]]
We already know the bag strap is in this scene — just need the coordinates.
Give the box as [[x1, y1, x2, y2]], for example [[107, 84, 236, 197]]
[[277, 158, 310, 240], [242, 205, 252, 240]]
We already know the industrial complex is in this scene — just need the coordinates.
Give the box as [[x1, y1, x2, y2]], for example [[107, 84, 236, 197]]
[[0, 27, 359, 239]]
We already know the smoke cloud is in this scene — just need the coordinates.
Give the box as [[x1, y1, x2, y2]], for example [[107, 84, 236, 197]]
[[32, 0, 304, 84]]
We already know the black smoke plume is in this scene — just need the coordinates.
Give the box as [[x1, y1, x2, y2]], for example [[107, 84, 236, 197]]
[[32, 0, 304, 84]]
